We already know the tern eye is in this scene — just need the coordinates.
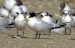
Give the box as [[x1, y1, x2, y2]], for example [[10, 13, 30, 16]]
[[63, 12, 65, 14], [25, 12, 27, 15], [64, 13, 67, 15], [49, 14, 53, 17], [40, 15, 43, 17], [16, 12, 20, 15], [29, 16, 31, 18], [16, 12, 19, 15], [45, 15, 47, 16], [29, 12, 36, 18]]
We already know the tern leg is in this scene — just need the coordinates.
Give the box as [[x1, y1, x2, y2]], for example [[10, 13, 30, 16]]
[[68, 28, 71, 35], [43, 32, 46, 35], [23, 31, 24, 37], [65, 28, 71, 35], [49, 30, 51, 35], [17, 30, 19, 36], [65, 28, 66, 35], [35, 32, 38, 39], [12, 30, 20, 38], [38, 32, 41, 39]]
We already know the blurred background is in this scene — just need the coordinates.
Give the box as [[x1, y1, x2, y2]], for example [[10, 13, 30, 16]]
[[0, 0, 75, 48], [1, 0, 75, 17]]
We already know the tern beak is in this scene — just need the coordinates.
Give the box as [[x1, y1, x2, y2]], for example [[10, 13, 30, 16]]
[[26, 15, 30, 20]]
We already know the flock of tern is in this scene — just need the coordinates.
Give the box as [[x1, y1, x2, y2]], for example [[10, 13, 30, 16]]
[[0, 0, 75, 39]]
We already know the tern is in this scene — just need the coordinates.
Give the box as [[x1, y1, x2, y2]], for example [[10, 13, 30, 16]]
[[40, 12, 66, 35], [26, 12, 65, 39], [26, 12, 54, 39], [13, 13, 27, 38], [4, 0, 22, 10], [60, 2, 70, 15]]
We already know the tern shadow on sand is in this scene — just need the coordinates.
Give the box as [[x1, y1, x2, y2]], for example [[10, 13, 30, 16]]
[[8, 34, 52, 40]]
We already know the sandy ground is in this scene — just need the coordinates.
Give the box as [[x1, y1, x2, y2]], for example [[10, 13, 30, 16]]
[[0, 26, 75, 48], [0, 0, 75, 48]]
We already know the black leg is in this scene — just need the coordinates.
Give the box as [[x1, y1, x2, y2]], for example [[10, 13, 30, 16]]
[[49, 30, 51, 35], [35, 32, 38, 39], [69, 28, 71, 35], [65, 28, 71, 35], [43, 32, 45, 35], [12, 30, 20, 38], [17, 30, 20, 36], [65, 28, 66, 35], [70, 28, 71, 33], [23, 31, 24, 37], [38, 32, 41, 39]]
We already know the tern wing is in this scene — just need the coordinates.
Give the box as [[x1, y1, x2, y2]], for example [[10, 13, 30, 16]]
[[33, 19, 52, 31]]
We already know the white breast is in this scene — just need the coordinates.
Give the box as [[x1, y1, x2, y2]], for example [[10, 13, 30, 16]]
[[61, 15, 72, 23], [14, 14, 26, 30], [14, 14, 26, 27], [28, 17, 38, 28]]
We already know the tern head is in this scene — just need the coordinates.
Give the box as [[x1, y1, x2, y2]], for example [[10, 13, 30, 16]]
[[60, 2, 66, 9], [60, 2, 70, 15], [63, 10, 70, 15], [40, 12, 53, 17], [15, 0, 23, 6], [26, 12, 37, 19]]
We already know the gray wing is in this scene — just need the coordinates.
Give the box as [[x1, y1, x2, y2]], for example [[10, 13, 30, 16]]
[[8, 14, 14, 24], [0, 17, 9, 28], [33, 19, 52, 31]]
